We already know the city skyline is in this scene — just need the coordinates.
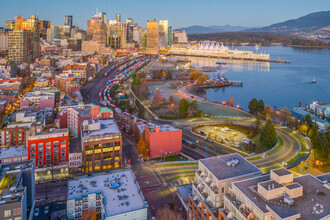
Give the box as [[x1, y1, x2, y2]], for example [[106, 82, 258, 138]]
[[0, 0, 329, 29]]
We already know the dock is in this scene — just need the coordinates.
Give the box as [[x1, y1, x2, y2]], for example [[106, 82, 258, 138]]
[[167, 53, 290, 63]]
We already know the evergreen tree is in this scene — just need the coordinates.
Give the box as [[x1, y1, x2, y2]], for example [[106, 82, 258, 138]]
[[258, 99, 265, 113], [179, 99, 189, 116], [248, 98, 258, 114], [260, 120, 277, 147]]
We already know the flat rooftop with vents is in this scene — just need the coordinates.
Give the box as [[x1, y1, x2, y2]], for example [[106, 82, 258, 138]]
[[199, 153, 261, 180], [67, 169, 148, 219], [228, 168, 330, 220]]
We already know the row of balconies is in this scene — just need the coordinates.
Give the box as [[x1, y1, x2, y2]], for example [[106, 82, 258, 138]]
[[225, 194, 253, 219], [196, 170, 219, 194]]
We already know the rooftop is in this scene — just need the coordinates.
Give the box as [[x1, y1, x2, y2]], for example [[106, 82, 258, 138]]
[[200, 153, 261, 180], [0, 145, 27, 159], [232, 173, 330, 220], [137, 122, 180, 134], [82, 119, 120, 138], [272, 168, 292, 176], [67, 169, 147, 217]]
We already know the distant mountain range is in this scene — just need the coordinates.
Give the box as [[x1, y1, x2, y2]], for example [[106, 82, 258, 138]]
[[246, 10, 330, 37], [177, 11, 330, 39], [175, 25, 254, 34]]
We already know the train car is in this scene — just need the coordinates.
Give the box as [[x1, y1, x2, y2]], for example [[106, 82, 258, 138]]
[[109, 104, 116, 110]]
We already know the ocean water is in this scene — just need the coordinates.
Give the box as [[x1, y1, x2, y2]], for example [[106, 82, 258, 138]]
[[187, 46, 330, 111]]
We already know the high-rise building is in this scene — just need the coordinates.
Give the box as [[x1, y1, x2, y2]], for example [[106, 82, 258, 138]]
[[8, 29, 29, 64], [168, 26, 173, 45], [173, 30, 188, 44], [64, 15, 73, 28], [159, 20, 168, 47], [0, 29, 9, 50], [108, 22, 127, 48], [5, 20, 15, 29], [46, 26, 60, 43], [39, 20, 50, 39], [0, 160, 35, 220], [14, 16, 25, 29], [87, 13, 106, 42], [147, 19, 159, 53], [13, 15, 40, 61], [116, 14, 121, 22], [126, 18, 134, 42], [98, 12, 107, 24]]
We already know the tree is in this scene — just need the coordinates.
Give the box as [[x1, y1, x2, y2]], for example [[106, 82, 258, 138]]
[[179, 99, 189, 116], [254, 116, 261, 132], [260, 120, 277, 147], [303, 114, 313, 128], [262, 105, 273, 119], [168, 96, 175, 104], [156, 206, 184, 220], [308, 123, 318, 144], [137, 132, 149, 158], [227, 96, 234, 107], [166, 70, 173, 80], [258, 99, 265, 113], [152, 90, 163, 106], [248, 98, 259, 114]]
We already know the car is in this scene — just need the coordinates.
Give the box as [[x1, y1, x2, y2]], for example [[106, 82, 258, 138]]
[[34, 208, 39, 216], [225, 138, 230, 142], [44, 206, 49, 215]]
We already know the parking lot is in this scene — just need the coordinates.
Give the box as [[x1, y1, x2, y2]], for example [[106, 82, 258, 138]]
[[194, 125, 248, 148]]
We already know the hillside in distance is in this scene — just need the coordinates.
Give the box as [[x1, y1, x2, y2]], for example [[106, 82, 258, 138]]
[[176, 25, 253, 34], [247, 10, 330, 38]]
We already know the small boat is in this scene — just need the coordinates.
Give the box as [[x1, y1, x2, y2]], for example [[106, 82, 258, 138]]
[[312, 78, 316, 83], [216, 62, 227, 65]]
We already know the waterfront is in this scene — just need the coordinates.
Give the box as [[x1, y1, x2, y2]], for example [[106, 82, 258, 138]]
[[184, 46, 330, 111]]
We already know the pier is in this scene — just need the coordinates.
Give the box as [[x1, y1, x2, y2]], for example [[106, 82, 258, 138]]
[[230, 81, 243, 87], [167, 53, 290, 63]]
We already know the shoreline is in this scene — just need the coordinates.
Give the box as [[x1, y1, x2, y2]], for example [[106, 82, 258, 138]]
[[178, 84, 250, 116]]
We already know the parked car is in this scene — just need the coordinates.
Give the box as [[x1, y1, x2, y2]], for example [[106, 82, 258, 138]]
[[34, 208, 39, 216], [44, 206, 49, 215]]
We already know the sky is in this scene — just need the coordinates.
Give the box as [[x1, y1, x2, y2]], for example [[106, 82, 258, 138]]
[[0, 0, 329, 29]]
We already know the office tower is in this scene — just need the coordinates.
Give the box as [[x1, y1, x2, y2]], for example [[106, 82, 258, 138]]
[[46, 26, 60, 43], [64, 15, 73, 28], [126, 18, 134, 42], [5, 20, 15, 29], [173, 30, 188, 44], [147, 19, 159, 53], [98, 12, 107, 24], [108, 22, 127, 48], [14, 16, 25, 29], [8, 29, 29, 64], [39, 20, 50, 39], [159, 20, 168, 47], [168, 26, 173, 45], [87, 14, 107, 43], [116, 14, 121, 22], [0, 29, 9, 50]]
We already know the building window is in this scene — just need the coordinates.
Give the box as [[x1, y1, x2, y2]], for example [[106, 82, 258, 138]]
[[13, 208, 21, 216], [15, 217, 21, 220], [61, 140, 66, 144], [4, 209, 11, 217]]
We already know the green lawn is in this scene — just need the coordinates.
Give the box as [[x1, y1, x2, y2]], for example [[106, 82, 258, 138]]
[[0, 174, 17, 190], [247, 156, 262, 162], [153, 154, 189, 162]]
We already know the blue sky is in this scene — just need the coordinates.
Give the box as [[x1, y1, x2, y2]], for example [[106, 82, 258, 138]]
[[1, 0, 329, 29]]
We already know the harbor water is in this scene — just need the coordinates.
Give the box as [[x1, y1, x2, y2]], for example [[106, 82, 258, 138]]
[[187, 46, 330, 111]]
